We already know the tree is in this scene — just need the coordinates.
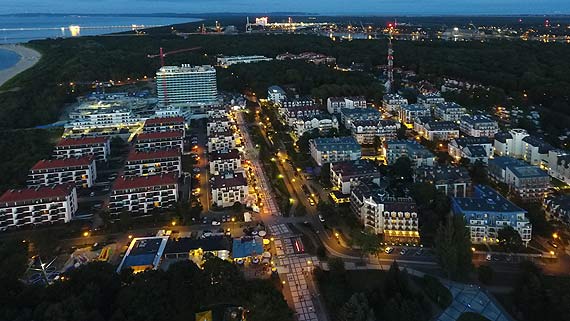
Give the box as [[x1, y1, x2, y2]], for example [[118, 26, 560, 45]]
[[352, 228, 382, 259], [497, 226, 523, 252], [477, 265, 494, 285], [392, 156, 413, 181], [434, 215, 473, 280], [339, 293, 376, 321]]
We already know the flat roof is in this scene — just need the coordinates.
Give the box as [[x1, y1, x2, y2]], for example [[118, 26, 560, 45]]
[[56, 136, 108, 147], [0, 184, 73, 204], [117, 236, 169, 272], [453, 184, 524, 213], [332, 160, 381, 178], [127, 148, 180, 162], [210, 149, 240, 161], [164, 236, 232, 254], [31, 157, 93, 171], [211, 173, 247, 189], [112, 173, 178, 190], [310, 136, 361, 151]]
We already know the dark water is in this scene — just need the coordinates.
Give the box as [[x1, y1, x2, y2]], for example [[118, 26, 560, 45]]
[[0, 15, 199, 44], [0, 48, 21, 70]]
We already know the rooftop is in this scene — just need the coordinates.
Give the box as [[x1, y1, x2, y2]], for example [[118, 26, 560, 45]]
[[31, 157, 93, 171], [352, 119, 397, 127], [383, 93, 406, 101], [401, 104, 430, 112], [416, 165, 471, 184], [164, 236, 232, 254], [332, 160, 381, 178], [453, 136, 493, 147], [461, 114, 496, 125], [494, 131, 513, 143], [310, 136, 361, 151], [465, 145, 488, 157], [522, 136, 554, 154], [453, 185, 525, 213], [137, 130, 184, 141], [126, 148, 180, 162], [424, 121, 459, 131], [210, 149, 241, 161], [268, 85, 286, 94], [117, 236, 169, 272], [0, 185, 73, 204], [435, 102, 465, 111], [341, 108, 381, 117], [211, 172, 247, 189], [157, 65, 215, 74], [56, 136, 108, 147], [144, 117, 185, 126], [489, 157, 549, 178], [112, 173, 178, 190]]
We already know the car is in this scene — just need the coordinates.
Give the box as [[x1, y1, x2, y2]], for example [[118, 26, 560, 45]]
[[308, 198, 315, 206], [192, 168, 201, 173], [548, 240, 558, 248], [318, 214, 325, 222], [486, 254, 492, 261], [415, 248, 424, 256], [89, 192, 95, 197], [385, 247, 394, 254], [211, 220, 221, 226], [400, 249, 407, 255], [202, 218, 208, 224], [252, 257, 260, 264]]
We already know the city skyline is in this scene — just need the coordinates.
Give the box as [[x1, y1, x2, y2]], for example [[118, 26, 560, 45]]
[[2, 0, 570, 15]]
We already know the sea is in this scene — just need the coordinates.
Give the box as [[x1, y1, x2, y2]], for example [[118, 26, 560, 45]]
[[0, 14, 199, 70]]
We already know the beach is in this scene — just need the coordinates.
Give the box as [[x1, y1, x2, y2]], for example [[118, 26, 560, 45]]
[[0, 44, 42, 87]]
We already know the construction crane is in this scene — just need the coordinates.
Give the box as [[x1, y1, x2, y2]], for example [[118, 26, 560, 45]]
[[147, 46, 202, 67], [147, 46, 203, 106]]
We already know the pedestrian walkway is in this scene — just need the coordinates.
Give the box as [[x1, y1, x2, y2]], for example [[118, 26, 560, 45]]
[[278, 255, 321, 321]]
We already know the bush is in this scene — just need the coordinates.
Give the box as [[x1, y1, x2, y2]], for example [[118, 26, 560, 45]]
[[421, 275, 453, 309]]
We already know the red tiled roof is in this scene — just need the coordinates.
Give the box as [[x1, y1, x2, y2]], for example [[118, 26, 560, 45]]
[[137, 130, 184, 141], [127, 148, 181, 161], [144, 117, 185, 126], [0, 185, 74, 203], [56, 137, 108, 147], [112, 173, 178, 190], [31, 157, 94, 171]]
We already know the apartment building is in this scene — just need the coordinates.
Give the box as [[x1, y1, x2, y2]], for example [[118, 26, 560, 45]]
[[293, 114, 339, 138], [135, 130, 185, 153], [211, 172, 248, 208], [27, 157, 97, 189], [109, 174, 179, 216], [207, 130, 236, 153], [0, 184, 78, 231], [341, 108, 382, 128], [543, 195, 570, 225], [309, 136, 362, 166], [460, 114, 499, 138], [414, 118, 460, 141], [398, 104, 431, 127], [433, 102, 468, 122], [330, 160, 382, 194], [327, 96, 367, 114], [267, 85, 287, 104], [448, 137, 493, 164], [124, 148, 182, 177], [452, 185, 532, 245], [414, 165, 472, 197], [143, 117, 186, 134], [488, 157, 550, 202], [209, 149, 242, 175], [382, 93, 408, 113], [386, 140, 435, 167], [417, 93, 446, 108], [351, 183, 419, 243], [350, 119, 399, 145], [53, 136, 111, 162]]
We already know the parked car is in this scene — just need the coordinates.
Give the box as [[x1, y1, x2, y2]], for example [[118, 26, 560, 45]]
[[211, 220, 221, 226], [400, 248, 407, 255], [318, 214, 325, 222], [385, 247, 394, 254], [548, 240, 558, 248]]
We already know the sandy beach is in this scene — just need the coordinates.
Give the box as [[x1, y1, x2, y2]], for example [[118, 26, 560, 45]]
[[0, 44, 42, 88]]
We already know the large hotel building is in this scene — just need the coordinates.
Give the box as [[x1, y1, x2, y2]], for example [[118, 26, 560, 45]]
[[156, 65, 218, 107]]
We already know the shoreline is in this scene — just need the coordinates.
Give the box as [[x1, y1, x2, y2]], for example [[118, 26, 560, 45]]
[[0, 44, 42, 88]]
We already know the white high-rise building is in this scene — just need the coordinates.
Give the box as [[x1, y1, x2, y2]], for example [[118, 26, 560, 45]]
[[156, 65, 218, 107]]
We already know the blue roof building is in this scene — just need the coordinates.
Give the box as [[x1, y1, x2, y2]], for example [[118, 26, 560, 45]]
[[452, 185, 532, 245]]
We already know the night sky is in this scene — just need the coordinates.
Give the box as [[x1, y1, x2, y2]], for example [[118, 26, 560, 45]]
[[2, 0, 569, 15]]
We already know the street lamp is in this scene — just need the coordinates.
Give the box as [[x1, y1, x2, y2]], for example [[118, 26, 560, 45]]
[[83, 231, 90, 237], [553, 232, 559, 239], [171, 221, 177, 226]]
